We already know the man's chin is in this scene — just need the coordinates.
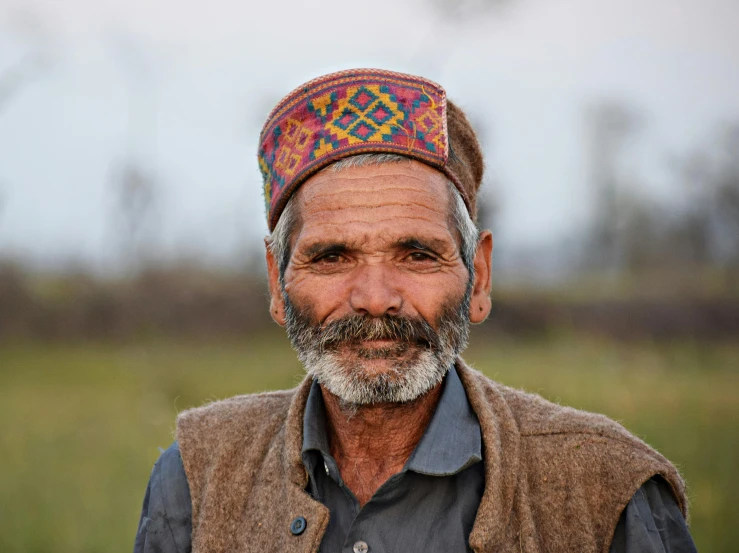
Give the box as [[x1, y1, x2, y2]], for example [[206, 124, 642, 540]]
[[304, 349, 449, 405]]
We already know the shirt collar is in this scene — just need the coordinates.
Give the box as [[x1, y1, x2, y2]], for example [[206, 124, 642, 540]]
[[302, 379, 331, 458], [301, 366, 482, 477], [404, 366, 483, 476]]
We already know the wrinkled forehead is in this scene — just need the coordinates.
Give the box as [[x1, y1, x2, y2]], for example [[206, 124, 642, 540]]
[[293, 161, 456, 245]]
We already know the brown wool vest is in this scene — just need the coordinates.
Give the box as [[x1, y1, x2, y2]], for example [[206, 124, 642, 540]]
[[176, 360, 687, 553]]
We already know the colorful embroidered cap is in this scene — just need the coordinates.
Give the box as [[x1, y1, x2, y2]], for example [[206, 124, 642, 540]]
[[258, 68, 484, 231]]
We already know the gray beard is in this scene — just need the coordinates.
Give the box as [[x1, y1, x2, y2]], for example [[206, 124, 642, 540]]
[[282, 285, 472, 406]]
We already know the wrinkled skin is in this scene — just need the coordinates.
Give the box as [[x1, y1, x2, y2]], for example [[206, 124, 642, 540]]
[[265, 160, 493, 505]]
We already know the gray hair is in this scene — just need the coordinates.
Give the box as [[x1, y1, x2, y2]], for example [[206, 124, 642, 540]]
[[268, 154, 479, 282]]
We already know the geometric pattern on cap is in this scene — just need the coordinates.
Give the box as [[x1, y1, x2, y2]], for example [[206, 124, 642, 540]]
[[258, 68, 449, 231]]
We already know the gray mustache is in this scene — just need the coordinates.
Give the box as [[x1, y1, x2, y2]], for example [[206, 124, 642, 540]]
[[315, 315, 439, 352]]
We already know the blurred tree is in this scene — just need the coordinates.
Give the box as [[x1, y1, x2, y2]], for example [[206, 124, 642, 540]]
[[108, 33, 161, 272], [670, 151, 715, 267], [580, 115, 739, 289], [668, 124, 739, 281], [617, 194, 661, 273], [582, 101, 643, 274], [713, 125, 739, 273], [110, 161, 159, 270], [0, 10, 52, 116]]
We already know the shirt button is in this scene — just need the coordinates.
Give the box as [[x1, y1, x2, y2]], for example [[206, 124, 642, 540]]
[[353, 541, 369, 553]]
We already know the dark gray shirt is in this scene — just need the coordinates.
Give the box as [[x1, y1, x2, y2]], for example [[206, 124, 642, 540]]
[[301, 367, 485, 552], [134, 370, 697, 553]]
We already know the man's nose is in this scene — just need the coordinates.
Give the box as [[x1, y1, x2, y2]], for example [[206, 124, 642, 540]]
[[348, 263, 402, 317]]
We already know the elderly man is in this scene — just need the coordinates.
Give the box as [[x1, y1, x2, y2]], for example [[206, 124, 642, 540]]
[[134, 69, 696, 553]]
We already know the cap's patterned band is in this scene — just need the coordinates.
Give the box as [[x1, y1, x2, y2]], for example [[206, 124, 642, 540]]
[[258, 69, 449, 231]]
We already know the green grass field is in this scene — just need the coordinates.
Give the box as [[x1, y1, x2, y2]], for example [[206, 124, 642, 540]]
[[1, 331, 737, 552]]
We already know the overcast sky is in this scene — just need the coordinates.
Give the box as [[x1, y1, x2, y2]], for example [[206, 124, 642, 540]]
[[1, 0, 738, 271]]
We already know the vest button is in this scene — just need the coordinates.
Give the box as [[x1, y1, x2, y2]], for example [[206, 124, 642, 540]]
[[353, 541, 369, 553], [290, 516, 307, 536]]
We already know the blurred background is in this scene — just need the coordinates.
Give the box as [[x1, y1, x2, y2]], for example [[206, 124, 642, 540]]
[[1, 0, 737, 551]]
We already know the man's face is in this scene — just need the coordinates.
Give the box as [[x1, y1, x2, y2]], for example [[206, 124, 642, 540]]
[[266, 160, 492, 405]]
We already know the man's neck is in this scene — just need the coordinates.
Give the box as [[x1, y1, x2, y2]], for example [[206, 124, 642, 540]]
[[320, 381, 443, 507]]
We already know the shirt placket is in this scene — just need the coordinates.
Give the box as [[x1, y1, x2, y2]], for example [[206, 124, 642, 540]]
[[339, 472, 408, 553]]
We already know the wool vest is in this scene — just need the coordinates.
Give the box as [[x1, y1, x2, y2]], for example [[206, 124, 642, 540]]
[[176, 360, 687, 553]]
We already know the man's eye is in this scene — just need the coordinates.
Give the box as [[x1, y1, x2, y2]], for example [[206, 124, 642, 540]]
[[408, 251, 435, 262], [315, 253, 342, 264]]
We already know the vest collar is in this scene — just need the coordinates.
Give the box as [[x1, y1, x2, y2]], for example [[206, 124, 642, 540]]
[[456, 360, 521, 552], [405, 365, 483, 476], [277, 376, 330, 553]]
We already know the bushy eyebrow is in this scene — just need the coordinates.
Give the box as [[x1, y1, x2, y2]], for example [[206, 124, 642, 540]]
[[300, 242, 349, 258], [298, 236, 452, 258], [396, 237, 449, 254]]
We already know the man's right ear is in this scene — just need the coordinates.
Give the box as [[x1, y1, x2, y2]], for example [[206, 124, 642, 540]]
[[265, 239, 287, 326]]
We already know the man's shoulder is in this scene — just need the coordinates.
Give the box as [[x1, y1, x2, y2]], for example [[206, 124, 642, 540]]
[[496, 381, 674, 473], [176, 386, 300, 446], [499, 382, 638, 443], [463, 365, 648, 445], [461, 364, 686, 512], [462, 364, 683, 479], [461, 364, 688, 526]]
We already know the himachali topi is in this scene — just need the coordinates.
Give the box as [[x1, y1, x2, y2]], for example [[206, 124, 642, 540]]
[[258, 68, 476, 231]]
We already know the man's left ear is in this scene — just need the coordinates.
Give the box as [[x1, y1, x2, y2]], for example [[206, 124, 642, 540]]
[[469, 230, 493, 324], [265, 238, 287, 327]]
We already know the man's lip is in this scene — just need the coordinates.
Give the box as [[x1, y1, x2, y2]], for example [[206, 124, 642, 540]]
[[357, 338, 432, 348], [325, 337, 431, 349], [358, 339, 399, 348]]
